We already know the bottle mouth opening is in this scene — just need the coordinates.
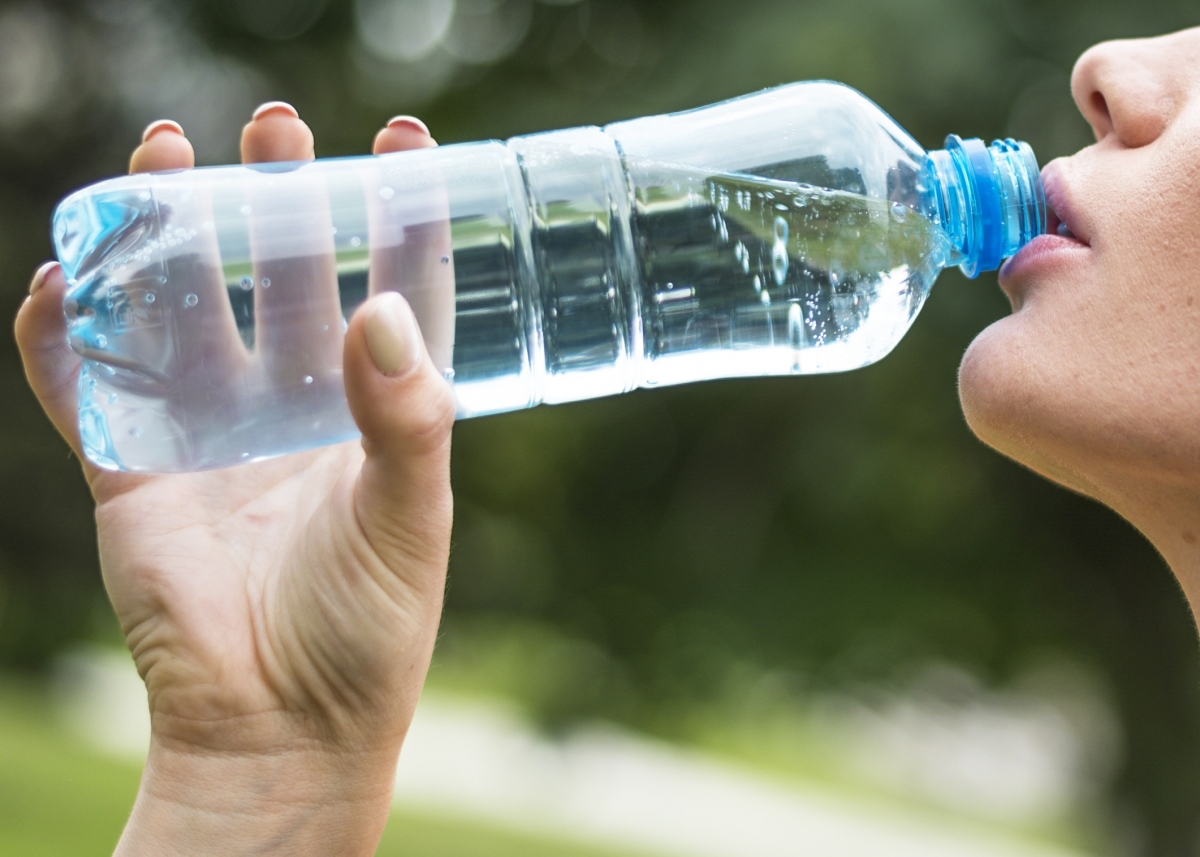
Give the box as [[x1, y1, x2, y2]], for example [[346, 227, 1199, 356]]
[[933, 135, 1046, 279]]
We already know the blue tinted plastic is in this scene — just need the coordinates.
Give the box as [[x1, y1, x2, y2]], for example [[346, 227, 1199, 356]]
[[53, 81, 1045, 472]]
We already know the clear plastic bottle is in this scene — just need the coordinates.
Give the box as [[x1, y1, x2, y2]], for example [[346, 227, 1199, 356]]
[[53, 81, 1045, 473]]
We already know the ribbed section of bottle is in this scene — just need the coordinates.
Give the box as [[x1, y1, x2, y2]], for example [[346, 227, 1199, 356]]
[[926, 136, 1046, 278], [507, 129, 643, 406]]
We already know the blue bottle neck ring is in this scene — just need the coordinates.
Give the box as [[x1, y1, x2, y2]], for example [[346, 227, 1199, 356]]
[[927, 135, 1046, 278]]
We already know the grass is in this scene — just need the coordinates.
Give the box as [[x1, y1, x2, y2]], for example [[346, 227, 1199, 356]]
[[0, 676, 650, 857]]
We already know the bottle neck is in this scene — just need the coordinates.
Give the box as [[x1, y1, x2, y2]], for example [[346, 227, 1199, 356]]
[[927, 136, 1046, 278]]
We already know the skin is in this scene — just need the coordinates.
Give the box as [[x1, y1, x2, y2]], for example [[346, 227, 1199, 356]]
[[959, 27, 1200, 612], [14, 106, 455, 855]]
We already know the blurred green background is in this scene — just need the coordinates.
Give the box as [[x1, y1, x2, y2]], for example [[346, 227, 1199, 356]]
[[2, 0, 1200, 854]]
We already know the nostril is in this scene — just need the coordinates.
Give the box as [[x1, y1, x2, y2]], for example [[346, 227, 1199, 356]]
[[1090, 91, 1111, 126]]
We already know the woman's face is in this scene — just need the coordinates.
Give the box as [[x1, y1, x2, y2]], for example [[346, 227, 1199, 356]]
[[959, 27, 1200, 517]]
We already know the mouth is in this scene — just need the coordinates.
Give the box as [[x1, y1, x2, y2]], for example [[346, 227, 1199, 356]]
[[998, 162, 1090, 289], [1039, 163, 1089, 247]]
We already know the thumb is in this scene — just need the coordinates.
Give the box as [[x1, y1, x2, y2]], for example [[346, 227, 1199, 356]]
[[343, 292, 456, 579]]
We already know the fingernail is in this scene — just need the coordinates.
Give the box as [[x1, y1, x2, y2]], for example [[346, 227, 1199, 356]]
[[29, 261, 60, 296], [142, 119, 184, 143], [386, 115, 430, 136], [253, 101, 299, 121], [365, 293, 423, 377]]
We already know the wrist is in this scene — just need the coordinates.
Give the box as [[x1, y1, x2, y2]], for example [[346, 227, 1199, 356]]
[[115, 736, 399, 857]]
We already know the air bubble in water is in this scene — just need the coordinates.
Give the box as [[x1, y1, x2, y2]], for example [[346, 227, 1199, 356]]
[[443, 367, 456, 381], [772, 216, 789, 286], [379, 186, 395, 200], [441, 255, 450, 265], [891, 201, 907, 222], [184, 293, 198, 307], [144, 292, 156, 303], [108, 393, 118, 404], [261, 278, 271, 289], [95, 334, 108, 348], [350, 236, 362, 247], [129, 426, 143, 437], [788, 302, 804, 368], [240, 276, 254, 291], [240, 204, 252, 216], [304, 375, 314, 385]]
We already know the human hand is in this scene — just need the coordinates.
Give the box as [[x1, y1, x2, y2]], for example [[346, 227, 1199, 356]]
[[14, 104, 455, 856]]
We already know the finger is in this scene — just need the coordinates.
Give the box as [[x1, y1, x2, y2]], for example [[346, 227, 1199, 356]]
[[242, 101, 315, 164], [129, 120, 195, 173], [15, 262, 86, 459], [242, 102, 342, 387], [130, 122, 246, 412], [343, 292, 455, 583], [367, 116, 456, 376], [372, 115, 437, 155]]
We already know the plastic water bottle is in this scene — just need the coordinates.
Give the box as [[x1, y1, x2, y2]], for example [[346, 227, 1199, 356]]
[[53, 81, 1045, 473]]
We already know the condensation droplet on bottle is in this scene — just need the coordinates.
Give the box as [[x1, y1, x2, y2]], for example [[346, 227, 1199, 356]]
[[144, 291, 156, 303], [184, 293, 198, 307], [261, 278, 271, 289], [322, 324, 329, 332], [891, 201, 907, 222], [443, 367, 456, 381], [350, 236, 362, 248], [239, 204, 252, 216], [240, 276, 254, 291], [95, 334, 107, 348], [379, 186, 395, 200], [158, 275, 168, 284], [303, 375, 314, 385]]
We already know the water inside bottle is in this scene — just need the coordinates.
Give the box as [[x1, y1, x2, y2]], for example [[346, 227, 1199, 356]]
[[68, 160, 948, 471], [625, 161, 947, 386]]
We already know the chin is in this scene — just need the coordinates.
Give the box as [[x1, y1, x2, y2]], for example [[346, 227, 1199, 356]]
[[957, 313, 1098, 496], [959, 316, 1034, 458]]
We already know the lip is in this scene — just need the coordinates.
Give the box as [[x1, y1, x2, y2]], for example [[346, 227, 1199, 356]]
[[998, 161, 1091, 298]]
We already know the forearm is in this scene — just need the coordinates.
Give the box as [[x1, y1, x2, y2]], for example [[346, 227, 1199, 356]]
[[115, 740, 399, 857]]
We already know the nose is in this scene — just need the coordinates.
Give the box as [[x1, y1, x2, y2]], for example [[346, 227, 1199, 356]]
[[1070, 34, 1180, 148]]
